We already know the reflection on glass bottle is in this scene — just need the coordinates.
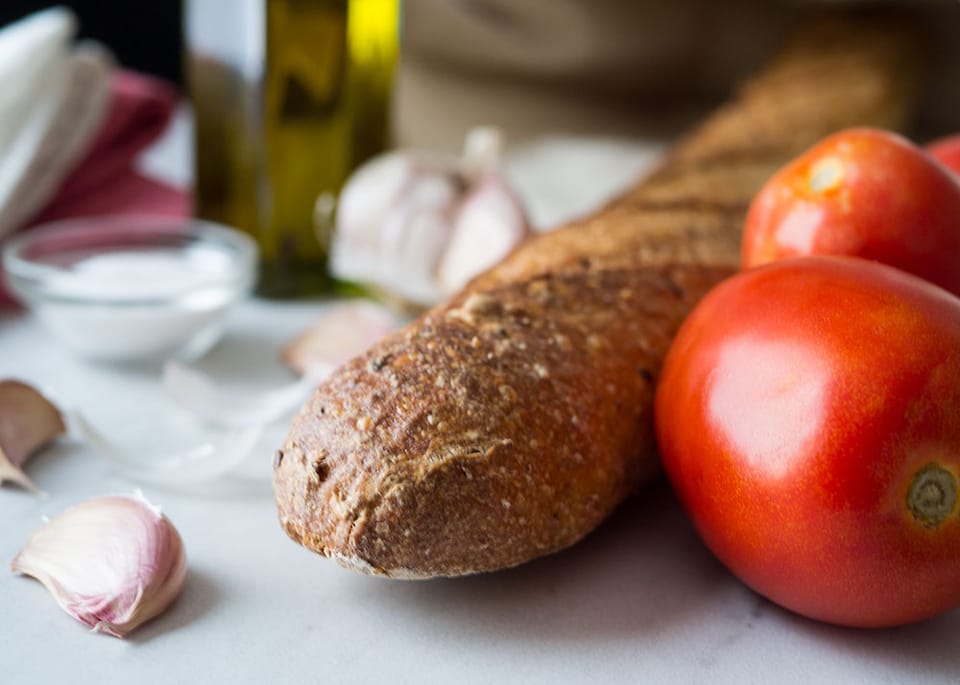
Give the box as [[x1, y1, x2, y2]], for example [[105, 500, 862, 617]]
[[187, 0, 400, 297]]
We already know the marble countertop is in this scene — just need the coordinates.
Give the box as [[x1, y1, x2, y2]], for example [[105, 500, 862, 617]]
[[3, 111, 960, 685]]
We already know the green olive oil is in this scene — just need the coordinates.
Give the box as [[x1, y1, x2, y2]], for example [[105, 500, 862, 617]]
[[188, 0, 400, 297]]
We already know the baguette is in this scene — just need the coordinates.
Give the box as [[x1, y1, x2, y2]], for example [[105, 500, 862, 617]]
[[274, 15, 921, 578]]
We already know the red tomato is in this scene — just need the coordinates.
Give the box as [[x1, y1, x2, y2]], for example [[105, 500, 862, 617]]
[[927, 134, 960, 176], [741, 128, 960, 296], [655, 256, 960, 628]]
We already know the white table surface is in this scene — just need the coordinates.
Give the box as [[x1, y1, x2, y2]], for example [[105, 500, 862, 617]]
[[3, 111, 960, 685]]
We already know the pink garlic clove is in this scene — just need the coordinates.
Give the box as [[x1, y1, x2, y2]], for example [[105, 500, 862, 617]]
[[10, 493, 187, 638], [435, 173, 531, 296], [282, 300, 400, 378], [0, 379, 66, 492]]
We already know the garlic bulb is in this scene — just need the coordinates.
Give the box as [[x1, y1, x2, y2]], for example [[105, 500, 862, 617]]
[[0, 379, 66, 492], [330, 127, 530, 307], [10, 493, 187, 638]]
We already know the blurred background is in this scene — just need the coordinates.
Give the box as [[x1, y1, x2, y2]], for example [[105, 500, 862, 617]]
[[0, 1, 182, 83], [0, 0, 957, 299], [0, 0, 957, 149]]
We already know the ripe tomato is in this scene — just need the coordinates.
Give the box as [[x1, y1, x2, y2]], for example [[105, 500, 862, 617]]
[[741, 128, 960, 296], [655, 256, 960, 628], [927, 134, 960, 176]]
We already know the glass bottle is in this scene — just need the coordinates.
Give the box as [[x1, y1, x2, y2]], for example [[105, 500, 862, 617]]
[[185, 0, 400, 297]]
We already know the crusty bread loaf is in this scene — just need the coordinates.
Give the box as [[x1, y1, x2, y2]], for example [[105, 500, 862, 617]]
[[274, 15, 921, 578]]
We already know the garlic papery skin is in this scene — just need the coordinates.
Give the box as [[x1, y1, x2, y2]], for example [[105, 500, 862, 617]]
[[10, 493, 187, 638], [282, 300, 399, 379], [329, 126, 530, 307], [0, 379, 66, 492]]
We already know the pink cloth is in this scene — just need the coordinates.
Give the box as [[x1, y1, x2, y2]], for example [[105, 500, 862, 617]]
[[30, 70, 190, 223], [2, 70, 190, 307]]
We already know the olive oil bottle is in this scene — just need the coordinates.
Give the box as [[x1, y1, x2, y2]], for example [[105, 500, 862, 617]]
[[186, 0, 400, 297]]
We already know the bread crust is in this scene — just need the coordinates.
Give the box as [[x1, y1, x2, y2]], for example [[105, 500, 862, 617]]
[[274, 15, 921, 577]]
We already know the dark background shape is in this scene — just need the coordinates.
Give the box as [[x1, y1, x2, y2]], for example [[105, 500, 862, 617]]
[[0, 2, 183, 84]]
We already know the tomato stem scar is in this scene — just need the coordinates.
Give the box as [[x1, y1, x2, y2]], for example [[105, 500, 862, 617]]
[[907, 463, 958, 528]]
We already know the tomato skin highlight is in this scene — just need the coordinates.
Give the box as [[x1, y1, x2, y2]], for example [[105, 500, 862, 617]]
[[741, 128, 960, 297], [655, 256, 960, 628]]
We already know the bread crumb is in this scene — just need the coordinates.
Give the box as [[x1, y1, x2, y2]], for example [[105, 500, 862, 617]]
[[448, 292, 501, 325], [553, 334, 571, 351], [465, 292, 500, 315]]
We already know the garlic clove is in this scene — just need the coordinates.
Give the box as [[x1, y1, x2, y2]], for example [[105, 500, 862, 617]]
[[10, 492, 187, 638], [334, 152, 415, 250], [375, 172, 458, 304], [435, 173, 531, 296], [282, 300, 399, 378], [0, 379, 66, 492], [329, 126, 530, 308], [331, 152, 456, 305]]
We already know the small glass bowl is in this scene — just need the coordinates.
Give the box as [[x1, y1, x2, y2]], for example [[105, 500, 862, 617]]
[[3, 215, 258, 363]]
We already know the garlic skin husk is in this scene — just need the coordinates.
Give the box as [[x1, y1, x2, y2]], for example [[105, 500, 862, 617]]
[[10, 493, 187, 638], [282, 299, 400, 378], [0, 379, 66, 492], [329, 126, 530, 307]]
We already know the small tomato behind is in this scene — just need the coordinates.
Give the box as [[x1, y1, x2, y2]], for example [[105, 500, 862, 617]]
[[656, 256, 960, 628], [741, 128, 960, 296], [927, 134, 960, 176]]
